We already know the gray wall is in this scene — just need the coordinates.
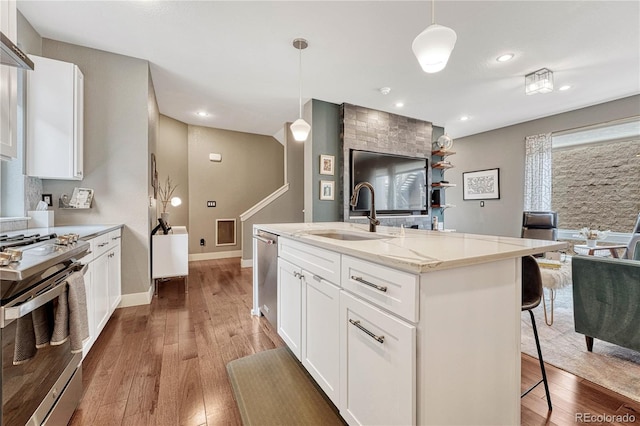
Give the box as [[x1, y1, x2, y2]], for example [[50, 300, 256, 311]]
[[188, 125, 283, 254], [241, 123, 305, 260], [157, 114, 189, 229], [311, 100, 342, 222], [40, 39, 153, 296], [446, 95, 640, 237]]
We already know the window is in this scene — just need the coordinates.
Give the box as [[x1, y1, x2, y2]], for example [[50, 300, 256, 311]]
[[551, 117, 640, 233]]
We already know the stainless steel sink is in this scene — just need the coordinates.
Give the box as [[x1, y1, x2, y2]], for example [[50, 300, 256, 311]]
[[307, 230, 390, 241]]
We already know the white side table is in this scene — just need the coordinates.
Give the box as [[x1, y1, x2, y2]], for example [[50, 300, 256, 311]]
[[152, 226, 189, 294]]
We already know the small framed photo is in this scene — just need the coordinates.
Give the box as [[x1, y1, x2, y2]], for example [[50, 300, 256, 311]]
[[320, 154, 335, 176], [42, 194, 52, 207], [320, 180, 335, 200], [463, 168, 500, 200]]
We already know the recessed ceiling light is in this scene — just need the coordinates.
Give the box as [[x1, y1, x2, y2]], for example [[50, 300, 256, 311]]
[[460, 115, 470, 121], [395, 102, 404, 108], [559, 85, 571, 91], [196, 111, 210, 117], [496, 53, 514, 62]]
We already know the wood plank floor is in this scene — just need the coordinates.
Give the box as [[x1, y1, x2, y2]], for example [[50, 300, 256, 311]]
[[70, 258, 640, 425]]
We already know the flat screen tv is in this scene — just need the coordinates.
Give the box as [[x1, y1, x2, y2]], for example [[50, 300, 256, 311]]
[[350, 149, 428, 214]]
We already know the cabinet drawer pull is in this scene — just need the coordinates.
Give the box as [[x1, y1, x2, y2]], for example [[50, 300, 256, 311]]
[[98, 242, 109, 248], [351, 276, 387, 293], [293, 271, 304, 280], [349, 319, 385, 344], [111, 236, 121, 240]]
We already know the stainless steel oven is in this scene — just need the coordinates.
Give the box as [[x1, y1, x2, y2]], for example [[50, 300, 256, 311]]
[[1, 233, 89, 426]]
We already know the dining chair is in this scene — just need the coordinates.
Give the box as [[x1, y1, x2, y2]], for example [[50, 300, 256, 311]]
[[522, 211, 558, 241], [521, 255, 553, 411]]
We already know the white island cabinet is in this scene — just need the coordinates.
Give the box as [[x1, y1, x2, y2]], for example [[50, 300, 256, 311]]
[[254, 222, 566, 426]]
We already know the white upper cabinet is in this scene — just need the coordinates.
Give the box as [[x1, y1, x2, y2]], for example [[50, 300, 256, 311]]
[[0, 0, 18, 160], [26, 55, 84, 180]]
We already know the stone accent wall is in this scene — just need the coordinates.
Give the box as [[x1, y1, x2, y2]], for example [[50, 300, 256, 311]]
[[341, 103, 434, 228], [552, 139, 639, 232]]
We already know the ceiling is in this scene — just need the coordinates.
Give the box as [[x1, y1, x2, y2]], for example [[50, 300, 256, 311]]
[[17, 1, 640, 139]]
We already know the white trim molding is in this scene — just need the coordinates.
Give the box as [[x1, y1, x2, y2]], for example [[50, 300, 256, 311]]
[[240, 258, 253, 268], [189, 250, 242, 261], [239, 183, 289, 222], [119, 284, 154, 307]]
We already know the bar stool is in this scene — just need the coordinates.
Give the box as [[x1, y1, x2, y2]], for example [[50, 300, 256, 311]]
[[521, 255, 553, 411]]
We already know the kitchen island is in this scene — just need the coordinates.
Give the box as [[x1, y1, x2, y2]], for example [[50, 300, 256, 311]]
[[252, 222, 566, 425]]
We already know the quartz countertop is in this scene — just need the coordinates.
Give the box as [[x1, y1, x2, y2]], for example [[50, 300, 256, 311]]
[[254, 222, 567, 274], [4, 224, 123, 240]]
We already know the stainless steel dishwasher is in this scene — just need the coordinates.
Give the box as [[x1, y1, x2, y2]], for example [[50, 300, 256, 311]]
[[254, 230, 278, 327]]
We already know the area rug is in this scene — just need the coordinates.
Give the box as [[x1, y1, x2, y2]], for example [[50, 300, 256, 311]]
[[521, 284, 640, 402], [226, 347, 346, 425]]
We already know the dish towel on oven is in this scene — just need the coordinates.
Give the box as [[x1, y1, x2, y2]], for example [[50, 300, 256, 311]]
[[51, 271, 89, 353], [13, 304, 53, 365]]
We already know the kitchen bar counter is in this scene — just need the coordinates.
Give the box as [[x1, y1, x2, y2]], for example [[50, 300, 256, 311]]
[[254, 222, 568, 425], [255, 221, 566, 274]]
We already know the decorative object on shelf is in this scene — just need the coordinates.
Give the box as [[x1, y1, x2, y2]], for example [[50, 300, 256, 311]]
[[577, 227, 609, 248], [463, 168, 500, 200], [290, 38, 311, 142], [412, 0, 457, 73], [432, 160, 453, 169], [42, 193, 52, 207], [59, 194, 70, 208], [319, 180, 335, 201], [525, 68, 554, 95], [158, 176, 180, 224], [320, 154, 335, 175], [69, 187, 94, 208], [435, 133, 454, 150]]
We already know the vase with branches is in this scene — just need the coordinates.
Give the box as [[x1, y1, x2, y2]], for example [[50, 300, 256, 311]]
[[158, 176, 178, 214]]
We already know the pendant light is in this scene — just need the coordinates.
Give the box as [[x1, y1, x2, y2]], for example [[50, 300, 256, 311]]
[[291, 38, 311, 142], [412, 1, 457, 73]]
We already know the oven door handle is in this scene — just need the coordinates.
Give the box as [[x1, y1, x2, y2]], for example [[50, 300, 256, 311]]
[[0, 261, 86, 328]]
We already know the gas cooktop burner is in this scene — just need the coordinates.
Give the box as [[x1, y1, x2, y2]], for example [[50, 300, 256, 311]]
[[0, 233, 58, 252]]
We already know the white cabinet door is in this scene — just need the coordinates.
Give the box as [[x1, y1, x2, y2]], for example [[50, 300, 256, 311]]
[[93, 252, 110, 337], [340, 291, 416, 426], [0, 0, 18, 160], [26, 55, 83, 180], [302, 271, 340, 405], [277, 257, 302, 360], [81, 261, 95, 358], [108, 239, 121, 314]]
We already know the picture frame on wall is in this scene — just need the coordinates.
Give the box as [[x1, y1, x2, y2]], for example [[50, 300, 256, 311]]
[[151, 153, 158, 199], [320, 154, 335, 175], [463, 168, 500, 200], [320, 180, 335, 200]]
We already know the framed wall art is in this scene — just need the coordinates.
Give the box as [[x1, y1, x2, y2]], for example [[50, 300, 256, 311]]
[[463, 168, 500, 200], [320, 154, 335, 176], [320, 180, 335, 200]]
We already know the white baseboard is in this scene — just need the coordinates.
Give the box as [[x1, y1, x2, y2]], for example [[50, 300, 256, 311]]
[[241, 258, 253, 268], [119, 284, 154, 307], [189, 250, 242, 261]]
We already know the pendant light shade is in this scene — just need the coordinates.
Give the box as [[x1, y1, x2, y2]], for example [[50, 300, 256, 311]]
[[291, 118, 311, 142], [412, 1, 457, 73], [292, 38, 310, 142]]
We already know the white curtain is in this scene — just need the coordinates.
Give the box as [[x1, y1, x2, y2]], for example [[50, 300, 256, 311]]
[[523, 133, 552, 211]]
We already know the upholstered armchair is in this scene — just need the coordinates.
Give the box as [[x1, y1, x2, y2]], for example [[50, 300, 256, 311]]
[[572, 255, 640, 352]]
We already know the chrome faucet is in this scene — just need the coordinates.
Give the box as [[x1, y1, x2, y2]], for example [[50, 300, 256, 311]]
[[350, 182, 380, 232]]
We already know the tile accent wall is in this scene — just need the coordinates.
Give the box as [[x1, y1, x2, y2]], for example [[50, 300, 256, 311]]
[[341, 103, 434, 229]]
